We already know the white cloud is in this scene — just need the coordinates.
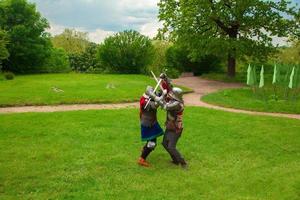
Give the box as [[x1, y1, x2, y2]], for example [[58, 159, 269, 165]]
[[88, 29, 115, 43], [272, 36, 290, 47], [140, 21, 163, 38], [33, 0, 163, 41], [118, 0, 158, 10], [47, 23, 65, 36]]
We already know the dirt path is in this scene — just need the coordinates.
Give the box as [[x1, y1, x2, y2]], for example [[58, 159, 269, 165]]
[[0, 103, 138, 114], [0, 76, 300, 120], [173, 76, 300, 120]]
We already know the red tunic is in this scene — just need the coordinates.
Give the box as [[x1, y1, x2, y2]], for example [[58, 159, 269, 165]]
[[161, 80, 172, 93]]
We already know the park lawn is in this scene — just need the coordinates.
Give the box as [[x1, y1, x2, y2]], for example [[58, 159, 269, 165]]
[[1, 107, 300, 199], [0, 73, 152, 106], [202, 87, 300, 114], [0, 73, 192, 107]]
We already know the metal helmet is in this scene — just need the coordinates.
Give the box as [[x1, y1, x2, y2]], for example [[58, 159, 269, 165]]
[[170, 87, 183, 102], [145, 86, 154, 96], [160, 73, 167, 79], [160, 73, 172, 84]]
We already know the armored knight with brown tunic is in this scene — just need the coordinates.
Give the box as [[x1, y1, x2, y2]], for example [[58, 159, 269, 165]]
[[150, 87, 187, 169]]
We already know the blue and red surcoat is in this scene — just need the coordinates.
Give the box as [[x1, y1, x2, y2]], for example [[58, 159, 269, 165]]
[[139, 95, 164, 141]]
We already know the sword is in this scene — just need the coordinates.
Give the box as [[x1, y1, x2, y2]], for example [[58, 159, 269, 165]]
[[144, 78, 162, 109], [151, 71, 164, 91], [151, 71, 159, 83]]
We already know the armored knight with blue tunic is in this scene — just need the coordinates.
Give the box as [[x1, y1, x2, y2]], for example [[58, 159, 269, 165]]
[[138, 86, 164, 167]]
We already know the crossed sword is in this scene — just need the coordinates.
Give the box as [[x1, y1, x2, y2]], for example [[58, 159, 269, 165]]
[[144, 71, 164, 109]]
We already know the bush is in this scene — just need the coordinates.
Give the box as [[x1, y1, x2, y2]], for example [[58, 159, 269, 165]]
[[164, 67, 181, 78], [146, 40, 171, 75], [165, 45, 222, 75], [165, 45, 187, 73], [193, 55, 223, 75], [98, 30, 154, 74], [69, 43, 103, 73], [41, 48, 71, 73], [3, 72, 14, 80]]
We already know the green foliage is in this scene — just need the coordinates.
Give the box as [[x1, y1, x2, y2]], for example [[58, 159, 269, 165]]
[[51, 29, 90, 54], [164, 67, 181, 78], [69, 43, 103, 73], [3, 71, 14, 80], [158, 0, 300, 76], [201, 73, 245, 83], [165, 44, 222, 75], [41, 48, 71, 73], [1, 108, 300, 199], [0, 0, 52, 73], [98, 30, 154, 74], [0, 29, 9, 70], [165, 45, 187, 72], [147, 40, 171, 75], [277, 41, 300, 64]]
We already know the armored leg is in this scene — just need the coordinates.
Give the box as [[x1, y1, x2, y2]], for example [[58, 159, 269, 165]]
[[163, 130, 186, 165], [141, 138, 157, 159], [162, 132, 179, 164]]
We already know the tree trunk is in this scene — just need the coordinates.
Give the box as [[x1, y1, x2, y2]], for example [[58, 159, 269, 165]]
[[227, 30, 238, 78], [227, 53, 236, 78]]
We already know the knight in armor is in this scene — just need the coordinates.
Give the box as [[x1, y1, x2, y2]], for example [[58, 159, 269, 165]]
[[138, 86, 164, 167], [150, 87, 188, 169], [160, 73, 173, 94]]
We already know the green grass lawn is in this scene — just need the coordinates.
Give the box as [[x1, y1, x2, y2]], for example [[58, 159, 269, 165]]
[[202, 87, 300, 114], [0, 73, 192, 107], [0, 73, 152, 106], [1, 107, 300, 199]]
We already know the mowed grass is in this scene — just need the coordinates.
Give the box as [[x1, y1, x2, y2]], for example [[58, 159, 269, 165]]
[[0, 73, 152, 106], [1, 107, 300, 199], [0, 73, 192, 107], [202, 88, 300, 114]]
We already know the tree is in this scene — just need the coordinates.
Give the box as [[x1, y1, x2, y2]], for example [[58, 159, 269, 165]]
[[98, 30, 154, 74], [158, 0, 300, 77], [69, 43, 102, 72], [51, 29, 90, 55], [147, 40, 171, 75], [0, 0, 52, 73], [41, 48, 71, 73], [0, 29, 9, 70], [277, 41, 300, 64]]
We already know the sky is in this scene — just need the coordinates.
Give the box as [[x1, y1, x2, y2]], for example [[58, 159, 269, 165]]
[[29, 0, 300, 45], [29, 0, 162, 43]]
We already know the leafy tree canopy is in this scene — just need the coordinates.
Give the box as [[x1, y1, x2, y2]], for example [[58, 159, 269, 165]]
[[0, 0, 52, 73], [51, 29, 91, 55], [69, 43, 102, 73], [98, 30, 154, 74], [277, 40, 300, 64], [0, 29, 9, 69], [158, 0, 300, 77]]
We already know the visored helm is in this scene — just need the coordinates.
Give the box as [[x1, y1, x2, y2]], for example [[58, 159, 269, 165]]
[[145, 86, 154, 96], [145, 85, 162, 97], [170, 87, 183, 102], [160, 73, 167, 79]]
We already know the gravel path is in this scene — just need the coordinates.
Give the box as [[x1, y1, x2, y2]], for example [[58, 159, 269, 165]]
[[0, 103, 138, 114], [1, 76, 299, 120]]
